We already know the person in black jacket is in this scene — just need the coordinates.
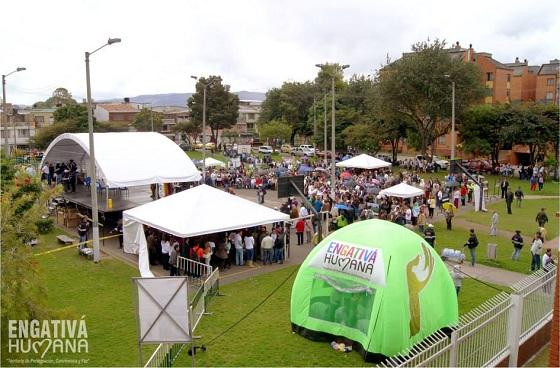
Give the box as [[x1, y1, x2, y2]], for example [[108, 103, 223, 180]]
[[505, 189, 514, 214], [424, 224, 436, 248], [511, 230, 523, 261], [464, 229, 479, 266]]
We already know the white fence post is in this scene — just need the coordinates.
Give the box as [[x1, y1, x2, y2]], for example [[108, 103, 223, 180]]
[[449, 330, 458, 367], [507, 293, 523, 367]]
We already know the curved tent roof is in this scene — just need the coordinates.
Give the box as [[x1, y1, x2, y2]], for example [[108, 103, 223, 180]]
[[203, 157, 226, 167], [335, 154, 391, 170], [41, 132, 201, 187], [379, 182, 424, 199]]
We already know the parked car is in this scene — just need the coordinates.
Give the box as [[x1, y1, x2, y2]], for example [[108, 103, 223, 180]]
[[299, 144, 316, 154], [376, 154, 392, 162], [178, 142, 192, 151], [291, 147, 313, 156], [193, 142, 204, 149], [281, 144, 292, 153], [258, 145, 273, 154], [204, 142, 216, 150], [415, 155, 449, 169]]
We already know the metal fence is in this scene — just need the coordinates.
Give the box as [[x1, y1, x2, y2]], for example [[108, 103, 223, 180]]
[[176, 256, 213, 286], [379, 266, 557, 367]]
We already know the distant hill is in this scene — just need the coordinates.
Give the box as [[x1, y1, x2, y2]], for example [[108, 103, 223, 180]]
[[120, 91, 265, 107]]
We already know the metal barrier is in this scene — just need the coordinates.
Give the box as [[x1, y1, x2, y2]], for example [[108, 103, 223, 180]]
[[176, 256, 213, 286], [378, 266, 557, 367], [143, 267, 220, 368]]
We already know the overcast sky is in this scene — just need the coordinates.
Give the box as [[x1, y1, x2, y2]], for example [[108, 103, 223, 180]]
[[2, 0, 559, 105]]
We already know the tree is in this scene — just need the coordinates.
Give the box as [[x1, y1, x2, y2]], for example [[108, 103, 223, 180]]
[[342, 123, 380, 153], [188, 76, 239, 143], [258, 120, 292, 144], [33, 87, 76, 108], [378, 116, 410, 163], [31, 121, 80, 149], [172, 121, 202, 145], [376, 39, 484, 158], [132, 108, 162, 132], [460, 104, 510, 166], [53, 103, 89, 129]]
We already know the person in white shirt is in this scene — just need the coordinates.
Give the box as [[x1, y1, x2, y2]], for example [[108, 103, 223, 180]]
[[530, 233, 544, 271], [542, 248, 555, 271], [299, 205, 309, 218], [160, 236, 171, 271], [261, 233, 274, 265], [230, 231, 243, 266], [244, 234, 255, 267]]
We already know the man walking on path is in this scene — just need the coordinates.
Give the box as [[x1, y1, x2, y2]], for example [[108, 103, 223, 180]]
[[536, 208, 549, 228], [490, 211, 499, 236], [514, 187, 524, 207], [511, 230, 524, 261], [464, 229, 479, 267], [505, 188, 514, 214], [500, 178, 509, 199]]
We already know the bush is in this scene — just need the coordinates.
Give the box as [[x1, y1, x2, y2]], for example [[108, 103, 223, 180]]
[[36, 218, 54, 234]]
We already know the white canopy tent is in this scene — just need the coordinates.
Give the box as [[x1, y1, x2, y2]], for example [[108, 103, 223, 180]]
[[379, 182, 425, 199], [123, 184, 290, 277], [203, 157, 226, 167], [335, 153, 391, 170], [41, 132, 201, 187]]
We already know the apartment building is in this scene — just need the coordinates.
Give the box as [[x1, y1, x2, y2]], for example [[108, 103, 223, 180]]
[[94, 102, 139, 122], [152, 106, 190, 141], [535, 59, 560, 104], [0, 105, 56, 151]]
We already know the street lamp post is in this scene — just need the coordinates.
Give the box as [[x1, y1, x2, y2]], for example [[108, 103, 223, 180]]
[[190, 76, 215, 183], [444, 75, 456, 161], [323, 90, 327, 158], [2, 67, 26, 154], [316, 63, 349, 199], [85, 37, 121, 263]]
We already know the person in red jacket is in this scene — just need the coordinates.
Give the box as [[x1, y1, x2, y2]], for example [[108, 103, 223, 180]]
[[295, 219, 305, 245]]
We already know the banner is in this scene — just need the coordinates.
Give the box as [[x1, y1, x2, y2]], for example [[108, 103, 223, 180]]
[[309, 240, 386, 286]]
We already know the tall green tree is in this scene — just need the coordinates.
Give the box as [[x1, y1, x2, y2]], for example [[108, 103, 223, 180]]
[[53, 103, 89, 129], [33, 87, 77, 108], [132, 108, 162, 132], [188, 76, 239, 143], [342, 123, 380, 153], [172, 121, 202, 145], [258, 119, 292, 143], [460, 104, 510, 166], [376, 39, 484, 157]]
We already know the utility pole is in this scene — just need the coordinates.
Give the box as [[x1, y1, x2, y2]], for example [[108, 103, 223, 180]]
[[2, 67, 26, 154], [323, 90, 327, 160]]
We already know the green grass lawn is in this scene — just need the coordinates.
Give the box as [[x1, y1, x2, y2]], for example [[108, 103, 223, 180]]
[[6, 228, 506, 367], [422, 222, 533, 274], [176, 266, 503, 367], [459, 198, 560, 240]]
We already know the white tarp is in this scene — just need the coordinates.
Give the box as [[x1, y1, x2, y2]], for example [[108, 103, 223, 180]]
[[379, 182, 425, 199], [335, 153, 391, 170], [203, 157, 226, 167], [123, 184, 290, 276], [41, 132, 201, 187]]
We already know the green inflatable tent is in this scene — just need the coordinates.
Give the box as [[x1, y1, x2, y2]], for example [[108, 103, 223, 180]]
[[290, 219, 458, 361]]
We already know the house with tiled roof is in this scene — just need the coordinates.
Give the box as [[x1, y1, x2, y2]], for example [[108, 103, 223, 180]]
[[535, 59, 559, 103], [94, 102, 139, 122]]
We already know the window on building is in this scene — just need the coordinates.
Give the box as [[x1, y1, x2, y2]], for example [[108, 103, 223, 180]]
[[34, 116, 45, 123], [247, 113, 256, 120], [246, 123, 254, 130], [486, 72, 494, 81], [1, 130, 9, 138], [17, 129, 29, 137], [438, 136, 446, 145], [547, 78, 555, 86], [546, 92, 553, 100]]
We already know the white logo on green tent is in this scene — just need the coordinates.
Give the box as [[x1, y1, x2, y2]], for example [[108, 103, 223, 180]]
[[309, 240, 386, 286]]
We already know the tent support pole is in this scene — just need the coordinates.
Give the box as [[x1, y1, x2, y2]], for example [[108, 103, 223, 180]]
[[289, 179, 323, 243]]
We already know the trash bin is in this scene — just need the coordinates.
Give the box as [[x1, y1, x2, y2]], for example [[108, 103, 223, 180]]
[[487, 243, 497, 260]]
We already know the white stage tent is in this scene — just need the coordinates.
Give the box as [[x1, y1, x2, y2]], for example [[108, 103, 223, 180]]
[[41, 132, 201, 187], [335, 153, 391, 170], [123, 184, 290, 277], [379, 182, 425, 199]]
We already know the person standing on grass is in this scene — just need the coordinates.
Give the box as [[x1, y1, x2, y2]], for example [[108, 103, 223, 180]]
[[460, 184, 467, 207], [450, 265, 465, 295], [230, 231, 244, 266], [500, 177, 509, 199], [273, 228, 285, 264], [424, 224, 436, 248], [530, 174, 537, 191], [537, 174, 544, 191], [243, 233, 255, 267], [536, 208, 548, 228], [514, 186, 524, 207], [77, 217, 89, 249], [511, 230, 524, 261], [530, 232, 544, 271], [505, 188, 514, 215], [417, 208, 427, 234], [444, 206, 454, 230], [489, 211, 499, 236], [464, 229, 479, 267], [427, 195, 435, 218]]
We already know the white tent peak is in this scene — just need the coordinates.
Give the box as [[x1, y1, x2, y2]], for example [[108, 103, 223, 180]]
[[335, 154, 391, 170], [203, 157, 226, 167], [41, 132, 201, 187], [379, 182, 424, 199]]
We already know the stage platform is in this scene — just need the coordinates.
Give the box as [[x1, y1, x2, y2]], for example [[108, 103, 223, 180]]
[[62, 185, 154, 213]]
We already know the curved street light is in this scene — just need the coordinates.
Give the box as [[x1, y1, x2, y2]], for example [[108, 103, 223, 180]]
[[85, 37, 121, 263], [2, 66, 26, 153], [190, 75, 217, 182]]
